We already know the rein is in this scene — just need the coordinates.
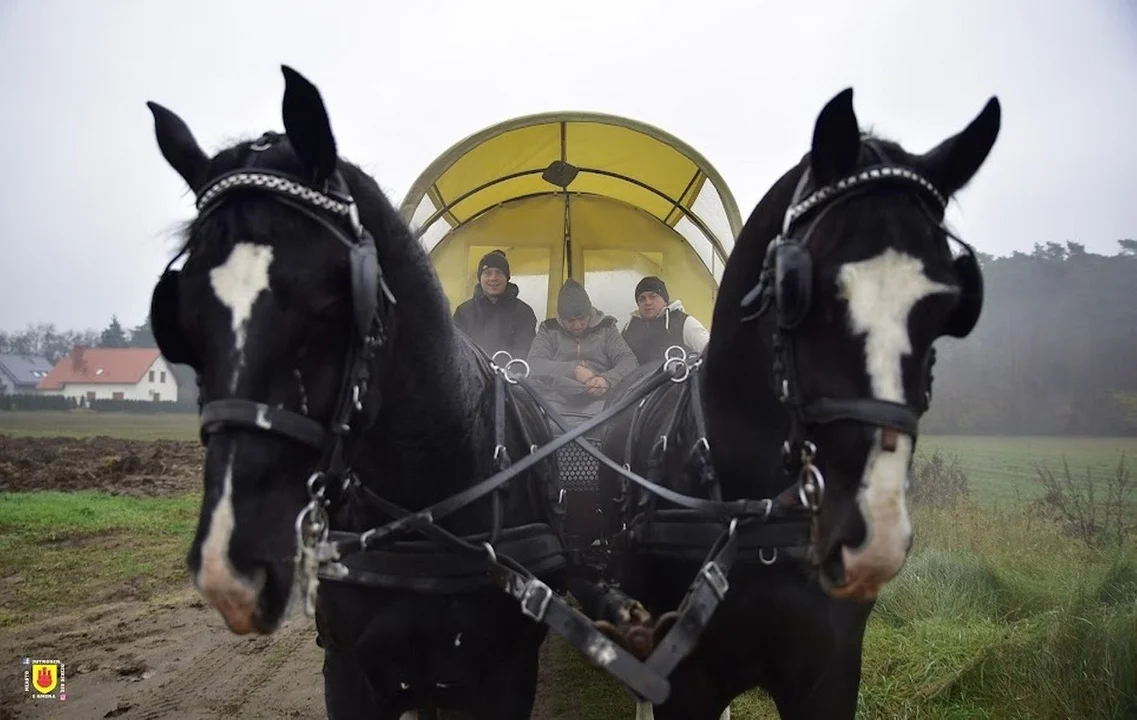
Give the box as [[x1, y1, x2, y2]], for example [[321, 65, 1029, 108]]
[[163, 138, 966, 706], [304, 349, 811, 704]]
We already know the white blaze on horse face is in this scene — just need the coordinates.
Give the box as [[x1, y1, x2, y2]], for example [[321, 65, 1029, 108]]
[[835, 247, 954, 590], [209, 242, 275, 392], [196, 448, 264, 634]]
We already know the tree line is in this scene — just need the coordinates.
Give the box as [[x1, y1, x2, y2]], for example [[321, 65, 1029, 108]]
[[0, 314, 196, 406], [0, 315, 151, 363], [1, 239, 1135, 434], [922, 239, 1137, 435]]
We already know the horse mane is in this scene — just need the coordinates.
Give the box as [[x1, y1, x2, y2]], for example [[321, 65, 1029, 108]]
[[330, 159, 503, 515], [175, 133, 496, 515]]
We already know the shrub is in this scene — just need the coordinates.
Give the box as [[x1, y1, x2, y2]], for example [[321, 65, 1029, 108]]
[[1031, 452, 1133, 551], [0, 393, 74, 411], [89, 398, 196, 414], [911, 449, 971, 508]]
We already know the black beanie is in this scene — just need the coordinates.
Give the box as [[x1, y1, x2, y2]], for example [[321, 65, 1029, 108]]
[[478, 249, 510, 279], [557, 279, 592, 320], [634, 276, 669, 303]]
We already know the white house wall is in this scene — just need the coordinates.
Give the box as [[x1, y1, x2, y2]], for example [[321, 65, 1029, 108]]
[[41, 357, 180, 402], [48, 382, 142, 401], [144, 357, 180, 401]]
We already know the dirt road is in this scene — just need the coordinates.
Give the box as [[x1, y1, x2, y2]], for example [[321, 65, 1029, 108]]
[[0, 436, 576, 719]]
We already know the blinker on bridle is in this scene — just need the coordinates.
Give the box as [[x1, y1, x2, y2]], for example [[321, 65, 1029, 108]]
[[156, 132, 397, 477], [739, 141, 984, 463]]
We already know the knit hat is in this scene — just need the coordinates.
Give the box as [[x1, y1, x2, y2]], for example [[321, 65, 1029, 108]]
[[634, 276, 669, 303], [478, 249, 510, 279], [557, 279, 592, 320]]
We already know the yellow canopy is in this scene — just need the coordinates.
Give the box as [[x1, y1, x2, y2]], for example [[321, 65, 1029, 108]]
[[399, 112, 742, 328]]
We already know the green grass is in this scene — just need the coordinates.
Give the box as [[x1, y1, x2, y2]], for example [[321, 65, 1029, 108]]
[[855, 504, 1137, 719], [545, 504, 1137, 719], [3, 411, 1135, 504], [2, 412, 1136, 717], [0, 410, 197, 440], [0, 490, 199, 625], [916, 435, 1137, 507]]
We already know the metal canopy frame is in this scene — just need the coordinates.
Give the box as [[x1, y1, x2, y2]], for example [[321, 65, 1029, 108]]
[[398, 111, 743, 270]]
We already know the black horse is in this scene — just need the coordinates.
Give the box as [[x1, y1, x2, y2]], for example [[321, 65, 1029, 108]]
[[595, 88, 1001, 719], [145, 66, 583, 719]]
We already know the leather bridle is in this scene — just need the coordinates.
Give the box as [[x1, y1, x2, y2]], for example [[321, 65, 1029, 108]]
[[739, 141, 982, 491]]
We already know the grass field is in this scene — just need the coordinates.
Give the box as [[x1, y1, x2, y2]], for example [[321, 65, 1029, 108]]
[[3, 410, 1134, 502], [2, 411, 1136, 718], [0, 491, 200, 627], [0, 410, 197, 440]]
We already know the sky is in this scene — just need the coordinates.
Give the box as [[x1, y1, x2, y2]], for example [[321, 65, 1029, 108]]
[[1, 0, 1134, 333]]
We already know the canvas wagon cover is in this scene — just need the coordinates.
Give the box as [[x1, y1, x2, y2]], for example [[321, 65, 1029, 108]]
[[399, 112, 742, 327]]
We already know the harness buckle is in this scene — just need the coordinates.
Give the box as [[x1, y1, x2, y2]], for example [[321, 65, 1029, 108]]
[[700, 561, 730, 601], [519, 578, 554, 622]]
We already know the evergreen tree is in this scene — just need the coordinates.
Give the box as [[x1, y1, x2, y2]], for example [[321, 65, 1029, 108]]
[[130, 315, 157, 348], [99, 316, 129, 348]]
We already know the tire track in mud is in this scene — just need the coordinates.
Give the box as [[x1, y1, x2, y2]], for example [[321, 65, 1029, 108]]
[[2, 591, 326, 720], [1, 589, 585, 719], [0, 438, 581, 719]]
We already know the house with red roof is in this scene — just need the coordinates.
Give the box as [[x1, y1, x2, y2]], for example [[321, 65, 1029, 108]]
[[36, 346, 180, 403]]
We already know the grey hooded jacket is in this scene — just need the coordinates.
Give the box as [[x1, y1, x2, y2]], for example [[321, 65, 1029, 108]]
[[527, 281, 638, 421]]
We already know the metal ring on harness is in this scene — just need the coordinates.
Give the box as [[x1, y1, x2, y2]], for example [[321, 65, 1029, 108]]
[[797, 464, 826, 510], [294, 498, 329, 544], [662, 346, 691, 383], [306, 472, 326, 500], [664, 345, 688, 363], [666, 361, 690, 384], [491, 350, 513, 368], [503, 358, 531, 384], [758, 547, 778, 565], [358, 527, 376, 550]]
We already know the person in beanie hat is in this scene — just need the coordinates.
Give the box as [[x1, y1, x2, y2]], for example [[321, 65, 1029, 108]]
[[453, 249, 538, 359], [621, 275, 709, 365], [527, 279, 638, 423]]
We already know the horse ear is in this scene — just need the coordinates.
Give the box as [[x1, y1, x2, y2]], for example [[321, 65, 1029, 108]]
[[281, 65, 338, 186], [810, 88, 861, 186], [146, 102, 209, 191], [918, 97, 1001, 197]]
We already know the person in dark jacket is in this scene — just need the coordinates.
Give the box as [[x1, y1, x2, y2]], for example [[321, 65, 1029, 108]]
[[452, 249, 538, 360], [528, 279, 638, 423], [621, 275, 710, 365]]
